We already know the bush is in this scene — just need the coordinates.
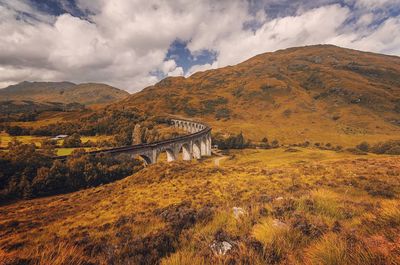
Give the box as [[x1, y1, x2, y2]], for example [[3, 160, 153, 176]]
[[370, 140, 400, 155], [356, 141, 370, 152], [271, 140, 279, 148], [215, 108, 231, 120], [232, 86, 244, 98], [364, 180, 396, 198], [346, 148, 367, 155], [260, 84, 274, 92]]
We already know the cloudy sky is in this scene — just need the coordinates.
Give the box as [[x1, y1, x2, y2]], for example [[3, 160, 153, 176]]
[[0, 0, 399, 92]]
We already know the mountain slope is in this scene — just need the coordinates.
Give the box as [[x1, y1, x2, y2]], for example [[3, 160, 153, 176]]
[[122, 45, 400, 146], [0, 81, 129, 105]]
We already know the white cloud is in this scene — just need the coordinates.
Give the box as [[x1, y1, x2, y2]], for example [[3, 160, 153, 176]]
[[0, 0, 399, 92], [168, 67, 184, 77], [212, 4, 350, 66], [186, 62, 218, 77], [354, 0, 399, 9]]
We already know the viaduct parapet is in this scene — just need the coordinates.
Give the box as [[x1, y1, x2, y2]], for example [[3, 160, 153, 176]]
[[57, 118, 212, 165]]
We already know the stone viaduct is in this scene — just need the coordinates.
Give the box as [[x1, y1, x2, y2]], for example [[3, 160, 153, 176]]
[[58, 119, 212, 165]]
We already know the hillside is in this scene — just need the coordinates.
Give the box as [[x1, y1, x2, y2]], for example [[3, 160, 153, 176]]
[[0, 100, 84, 116], [0, 81, 129, 105], [123, 45, 400, 146], [1, 150, 399, 264]]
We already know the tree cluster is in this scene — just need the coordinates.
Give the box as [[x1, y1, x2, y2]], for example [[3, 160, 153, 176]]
[[355, 140, 400, 155], [212, 132, 250, 149], [3, 107, 170, 137], [0, 141, 143, 203]]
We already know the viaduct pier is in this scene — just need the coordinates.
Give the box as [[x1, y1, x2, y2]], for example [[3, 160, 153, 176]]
[[57, 119, 212, 164]]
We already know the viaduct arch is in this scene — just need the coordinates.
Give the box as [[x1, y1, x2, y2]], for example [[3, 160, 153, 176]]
[[57, 119, 212, 165]]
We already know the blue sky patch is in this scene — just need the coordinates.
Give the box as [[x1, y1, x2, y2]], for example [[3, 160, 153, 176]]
[[165, 40, 217, 74]]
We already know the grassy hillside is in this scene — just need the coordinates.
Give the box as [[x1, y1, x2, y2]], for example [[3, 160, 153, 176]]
[[0, 81, 129, 105], [123, 45, 400, 146], [0, 149, 399, 264]]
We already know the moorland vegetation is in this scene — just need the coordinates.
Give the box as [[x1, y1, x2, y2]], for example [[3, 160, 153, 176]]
[[0, 148, 399, 264]]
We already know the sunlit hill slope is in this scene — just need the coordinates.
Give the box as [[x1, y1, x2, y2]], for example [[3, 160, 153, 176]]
[[0, 81, 129, 105], [123, 45, 400, 146]]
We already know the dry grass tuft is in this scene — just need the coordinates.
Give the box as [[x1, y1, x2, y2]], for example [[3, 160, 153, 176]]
[[305, 233, 348, 265], [160, 250, 206, 265]]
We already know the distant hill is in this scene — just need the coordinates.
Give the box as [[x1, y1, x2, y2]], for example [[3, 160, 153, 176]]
[[0, 100, 85, 113], [122, 45, 400, 146], [0, 81, 129, 105]]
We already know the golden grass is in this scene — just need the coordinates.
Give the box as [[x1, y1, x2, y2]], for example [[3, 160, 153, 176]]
[[161, 251, 206, 265], [55, 147, 95, 156], [252, 218, 289, 246], [0, 132, 46, 148], [305, 233, 348, 265], [0, 148, 399, 264], [377, 201, 400, 228]]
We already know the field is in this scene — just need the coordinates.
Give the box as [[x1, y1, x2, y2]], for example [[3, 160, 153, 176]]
[[0, 132, 113, 156], [0, 148, 399, 264]]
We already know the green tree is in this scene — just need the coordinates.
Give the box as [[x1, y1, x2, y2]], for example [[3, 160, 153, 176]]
[[40, 139, 57, 156], [62, 133, 82, 148]]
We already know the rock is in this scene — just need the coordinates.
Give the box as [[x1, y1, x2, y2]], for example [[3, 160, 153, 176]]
[[312, 56, 322, 64], [232, 207, 246, 219], [275, 196, 284, 201], [272, 219, 288, 228], [210, 240, 232, 256]]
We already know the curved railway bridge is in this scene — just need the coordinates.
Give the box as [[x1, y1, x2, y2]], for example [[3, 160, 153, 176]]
[[58, 119, 212, 164]]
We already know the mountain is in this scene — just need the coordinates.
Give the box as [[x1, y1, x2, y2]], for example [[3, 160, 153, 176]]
[[122, 45, 400, 146], [0, 81, 129, 105]]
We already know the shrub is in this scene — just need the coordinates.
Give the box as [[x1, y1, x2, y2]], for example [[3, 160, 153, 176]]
[[260, 84, 274, 92], [290, 214, 328, 239], [370, 140, 400, 155], [346, 148, 367, 155], [387, 145, 400, 155], [364, 181, 395, 198], [356, 141, 370, 152], [215, 108, 231, 120], [232, 86, 244, 98], [271, 140, 279, 148]]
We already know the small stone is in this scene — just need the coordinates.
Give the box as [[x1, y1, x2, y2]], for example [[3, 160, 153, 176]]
[[210, 240, 232, 256], [232, 207, 246, 219], [275, 196, 284, 201]]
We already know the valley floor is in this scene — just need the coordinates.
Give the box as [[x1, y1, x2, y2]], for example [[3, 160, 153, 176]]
[[0, 148, 399, 264]]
